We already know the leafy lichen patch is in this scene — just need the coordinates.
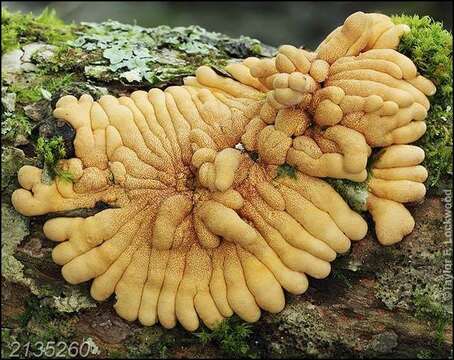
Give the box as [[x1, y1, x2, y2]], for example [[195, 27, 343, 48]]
[[1, 203, 36, 292], [261, 299, 338, 358], [47, 287, 97, 313], [65, 20, 272, 86], [1, 146, 34, 195]]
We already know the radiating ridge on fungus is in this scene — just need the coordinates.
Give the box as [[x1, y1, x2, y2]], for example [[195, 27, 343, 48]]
[[12, 12, 435, 331]]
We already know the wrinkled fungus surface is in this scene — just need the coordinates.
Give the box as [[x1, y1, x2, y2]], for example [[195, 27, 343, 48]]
[[12, 12, 435, 331]]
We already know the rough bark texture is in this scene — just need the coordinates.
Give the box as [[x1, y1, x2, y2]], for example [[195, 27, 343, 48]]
[[1, 9, 452, 359]]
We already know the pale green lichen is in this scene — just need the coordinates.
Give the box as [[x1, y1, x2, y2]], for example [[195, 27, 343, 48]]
[[1, 203, 39, 293], [1, 146, 34, 194], [265, 301, 336, 357], [2, 201, 94, 314], [374, 209, 452, 349], [1, 88, 16, 111], [84, 337, 101, 356], [64, 20, 272, 86], [48, 288, 97, 313], [374, 225, 451, 315]]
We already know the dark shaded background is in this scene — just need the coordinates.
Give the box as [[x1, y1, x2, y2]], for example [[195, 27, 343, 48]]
[[3, 1, 453, 48]]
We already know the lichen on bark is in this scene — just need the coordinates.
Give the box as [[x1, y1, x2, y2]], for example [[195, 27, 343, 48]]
[[1, 203, 33, 290]]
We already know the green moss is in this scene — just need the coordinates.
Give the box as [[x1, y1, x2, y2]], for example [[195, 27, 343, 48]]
[[36, 136, 73, 183], [9, 73, 75, 104], [149, 336, 175, 359], [195, 317, 256, 358], [123, 327, 176, 359], [250, 42, 263, 56], [1, 111, 32, 143], [44, 73, 75, 93], [36, 135, 66, 167], [3, 295, 87, 357], [8, 84, 42, 104], [275, 163, 297, 180], [1, 7, 75, 54], [413, 289, 450, 347], [392, 15, 453, 190], [1, 328, 16, 358], [326, 178, 369, 212], [416, 349, 435, 359]]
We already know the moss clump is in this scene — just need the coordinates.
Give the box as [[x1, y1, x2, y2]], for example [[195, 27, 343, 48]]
[[124, 328, 177, 359], [36, 136, 73, 182], [413, 289, 451, 347], [195, 317, 255, 358], [1, 7, 75, 54], [9, 73, 75, 105], [1, 328, 17, 359], [1, 111, 32, 144], [7, 85, 43, 104], [2, 292, 98, 358], [276, 163, 297, 180], [326, 178, 369, 212], [392, 15, 453, 190], [7, 296, 76, 356]]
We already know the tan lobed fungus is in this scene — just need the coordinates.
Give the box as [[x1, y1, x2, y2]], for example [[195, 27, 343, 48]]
[[12, 11, 435, 331]]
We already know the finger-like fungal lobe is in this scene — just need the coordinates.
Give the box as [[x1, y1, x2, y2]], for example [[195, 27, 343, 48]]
[[12, 12, 434, 330]]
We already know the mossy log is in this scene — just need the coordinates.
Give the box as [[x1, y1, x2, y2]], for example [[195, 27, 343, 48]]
[[1, 8, 452, 358]]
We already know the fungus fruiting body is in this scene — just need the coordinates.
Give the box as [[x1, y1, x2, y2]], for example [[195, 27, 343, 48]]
[[12, 12, 435, 331]]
